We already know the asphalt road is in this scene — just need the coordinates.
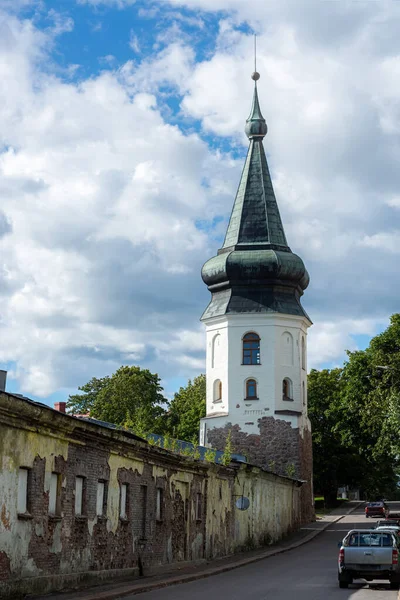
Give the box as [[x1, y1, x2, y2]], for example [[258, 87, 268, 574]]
[[127, 502, 400, 600]]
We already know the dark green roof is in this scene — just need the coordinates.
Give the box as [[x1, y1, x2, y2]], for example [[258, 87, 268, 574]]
[[201, 81, 310, 322], [222, 138, 288, 250]]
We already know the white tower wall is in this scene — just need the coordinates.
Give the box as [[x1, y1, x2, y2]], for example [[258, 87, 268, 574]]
[[201, 313, 311, 442]]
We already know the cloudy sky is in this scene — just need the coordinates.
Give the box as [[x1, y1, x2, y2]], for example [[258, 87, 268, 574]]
[[1, 0, 400, 405]]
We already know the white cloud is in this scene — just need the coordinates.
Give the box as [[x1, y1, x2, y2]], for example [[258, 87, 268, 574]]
[[308, 318, 385, 369], [77, 0, 136, 6], [359, 232, 400, 254], [0, 10, 239, 397], [2, 0, 400, 400], [129, 30, 140, 53]]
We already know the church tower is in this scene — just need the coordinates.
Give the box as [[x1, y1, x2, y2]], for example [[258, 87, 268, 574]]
[[199, 70, 313, 520]]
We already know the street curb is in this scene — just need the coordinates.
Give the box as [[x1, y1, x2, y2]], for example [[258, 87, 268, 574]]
[[69, 502, 364, 600]]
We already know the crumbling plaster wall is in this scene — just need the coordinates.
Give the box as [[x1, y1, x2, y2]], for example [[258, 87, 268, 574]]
[[233, 467, 301, 550], [0, 392, 304, 598]]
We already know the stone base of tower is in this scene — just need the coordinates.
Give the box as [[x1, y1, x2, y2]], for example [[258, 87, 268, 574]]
[[205, 416, 314, 524]]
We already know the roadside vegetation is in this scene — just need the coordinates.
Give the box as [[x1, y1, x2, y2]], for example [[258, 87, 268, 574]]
[[309, 314, 400, 506]]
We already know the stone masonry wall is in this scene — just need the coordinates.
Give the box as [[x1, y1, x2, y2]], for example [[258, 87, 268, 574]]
[[207, 416, 314, 522]]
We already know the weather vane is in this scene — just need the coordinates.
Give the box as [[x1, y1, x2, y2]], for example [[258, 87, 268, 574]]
[[252, 34, 260, 82]]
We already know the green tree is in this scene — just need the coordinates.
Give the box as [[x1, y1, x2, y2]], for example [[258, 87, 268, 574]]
[[164, 374, 206, 442], [308, 316, 400, 504], [67, 375, 110, 415], [67, 366, 168, 435], [308, 368, 358, 506], [339, 318, 400, 498]]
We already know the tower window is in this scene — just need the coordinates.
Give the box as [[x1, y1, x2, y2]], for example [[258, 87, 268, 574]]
[[282, 332, 294, 366], [301, 336, 306, 370], [211, 334, 221, 369], [302, 381, 306, 406], [242, 332, 260, 365], [245, 379, 258, 399], [283, 378, 293, 400], [213, 379, 222, 402]]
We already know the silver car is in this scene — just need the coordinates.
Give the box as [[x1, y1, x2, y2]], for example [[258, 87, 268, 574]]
[[338, 529, 400, 589]]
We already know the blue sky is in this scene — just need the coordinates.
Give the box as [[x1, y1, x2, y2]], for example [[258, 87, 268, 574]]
[[1, 0, 399, 405]]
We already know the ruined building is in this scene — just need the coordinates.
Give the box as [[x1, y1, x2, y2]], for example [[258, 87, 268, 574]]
[[0, 391, 304, 598], [199, 72, 313, 521]]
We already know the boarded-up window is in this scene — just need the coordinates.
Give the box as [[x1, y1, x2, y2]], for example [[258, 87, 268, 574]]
[[49, 473, 61, 515], [196, 493, 202, 521], [96, 481, 107, 517], [75, 476, 85, 516], [140, 485, 147, 538], [120, 483, 128, 519], [156, 488, 163, 521], [18, 468, 29, 514]]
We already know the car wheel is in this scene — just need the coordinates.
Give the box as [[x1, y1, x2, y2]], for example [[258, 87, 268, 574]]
[[339, 581, 349, 589]]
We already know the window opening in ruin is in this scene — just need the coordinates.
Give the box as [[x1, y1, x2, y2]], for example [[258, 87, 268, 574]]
[[242, 332, 261, 365], [140, 485, 147, 538], [120, 483, 128, 520], [75, 476, 85, 516], [196, 493, 202, 521], [49, 472, 61, 516], [156, 488, 163, 521], [96, 480, 108, 517], [18, 467, 30, 515]]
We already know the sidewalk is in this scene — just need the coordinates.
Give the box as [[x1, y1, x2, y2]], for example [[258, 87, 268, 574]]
[[31, 501, 362, 600]]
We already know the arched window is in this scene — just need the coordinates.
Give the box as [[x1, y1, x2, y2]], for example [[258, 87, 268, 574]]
[[242, 332, 260, 365], [245, 379, 258, 399], [213, 379, 222, 402], [211, 334, 221, 369], [282, 332, 294, 366], [282, 378, 293, 400], [302, 381, 306, 406], [301, 336, 306, 370]]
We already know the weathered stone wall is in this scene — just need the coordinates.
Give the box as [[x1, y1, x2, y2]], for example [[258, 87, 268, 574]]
[[0, 392, 304, 599], [207, 416, 314, 523]]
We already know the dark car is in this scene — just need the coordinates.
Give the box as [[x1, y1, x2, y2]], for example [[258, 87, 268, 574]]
[[375, 519, 400, 528], [365, 501, 389, 518]]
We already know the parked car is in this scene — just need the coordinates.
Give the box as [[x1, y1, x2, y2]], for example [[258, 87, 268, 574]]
[[375, 526, 400, 541], [374, 519, 400, 528], [338, 529, 400, 589], [365, 501, 389, 518]]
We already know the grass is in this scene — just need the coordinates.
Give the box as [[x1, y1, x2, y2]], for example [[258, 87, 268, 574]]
[[314, 497, 349, 518]]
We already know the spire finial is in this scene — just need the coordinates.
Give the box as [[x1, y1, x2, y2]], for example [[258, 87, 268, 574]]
[[246, 35, 267, 139], [252, 34, 260, 82]]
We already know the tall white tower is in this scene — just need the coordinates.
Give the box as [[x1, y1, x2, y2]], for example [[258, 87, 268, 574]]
[[199, 71, 313, 520]]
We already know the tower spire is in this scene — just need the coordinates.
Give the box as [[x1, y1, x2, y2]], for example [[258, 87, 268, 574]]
[[201, 64, 310, 320]]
